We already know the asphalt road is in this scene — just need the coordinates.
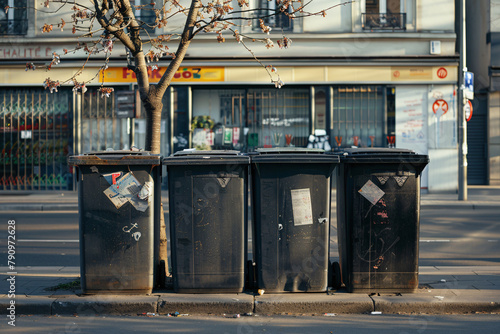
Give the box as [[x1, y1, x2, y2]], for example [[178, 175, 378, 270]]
[[3, 314, 500, 334], [0, 205, 499, 267]]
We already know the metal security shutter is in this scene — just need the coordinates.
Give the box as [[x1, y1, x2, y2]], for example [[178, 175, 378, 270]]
[[467, 113, 487, 184]]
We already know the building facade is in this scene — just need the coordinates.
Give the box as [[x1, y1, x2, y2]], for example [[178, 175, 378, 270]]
[[0, 0, 460, 191], [466, 0, 500, 185]]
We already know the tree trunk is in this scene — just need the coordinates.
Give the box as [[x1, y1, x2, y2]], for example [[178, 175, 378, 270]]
[[139, 0, 202, 287], [142, 96, 169, 284]]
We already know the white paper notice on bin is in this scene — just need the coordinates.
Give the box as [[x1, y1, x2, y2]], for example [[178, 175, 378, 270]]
[[359, 180, 385, 205], [104, 172, 151, 211], [291, 188, 313, 226]]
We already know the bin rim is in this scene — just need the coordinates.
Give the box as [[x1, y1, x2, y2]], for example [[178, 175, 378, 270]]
[[255, 147, 326, 154], [163, 150, 250, 166], [171, 149, 242, 156], [330, 148, 429, 163], [68, 150, 161, 166], [332, 148, 416, 155], [330, 148, 429, 175], [251, 153, 340, 164]]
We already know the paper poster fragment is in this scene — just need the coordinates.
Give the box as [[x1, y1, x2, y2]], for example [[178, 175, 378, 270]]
[[104, 172, 151, 211], [359, 180, 385, 205], [291, 188, 313, 226], [103, 172, 123, 185]]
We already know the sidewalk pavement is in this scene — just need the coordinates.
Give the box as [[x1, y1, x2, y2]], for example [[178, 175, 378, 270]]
[[0, 185, 499, 316]]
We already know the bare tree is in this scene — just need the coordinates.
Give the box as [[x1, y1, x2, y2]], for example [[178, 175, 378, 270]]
[[20, 0, 350, 285]]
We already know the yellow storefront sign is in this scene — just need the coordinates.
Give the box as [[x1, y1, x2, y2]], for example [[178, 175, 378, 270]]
[[103, 67, 225, 83]]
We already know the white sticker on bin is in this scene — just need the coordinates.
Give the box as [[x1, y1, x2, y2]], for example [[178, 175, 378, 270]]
[[359, 180, 385, 205], [291, 188, 313, 226]]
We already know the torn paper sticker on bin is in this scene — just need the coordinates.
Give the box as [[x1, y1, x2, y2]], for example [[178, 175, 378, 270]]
[[103, 172, 123, 185], [359, 180, 385, 205], [291, 188, 313, 226], [103, 172, 152, 212]]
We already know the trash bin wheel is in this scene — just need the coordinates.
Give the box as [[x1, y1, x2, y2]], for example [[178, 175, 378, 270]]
[[246, 260, 256, 291], [330, 261, 342, 290], [157, 260, 166, 289]]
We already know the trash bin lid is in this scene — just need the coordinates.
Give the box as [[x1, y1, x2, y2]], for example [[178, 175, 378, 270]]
[[251, 148, 340, 164], [333, 148, 429, 165], [68, 150, 161, 166], [163, 150, 250, 166]]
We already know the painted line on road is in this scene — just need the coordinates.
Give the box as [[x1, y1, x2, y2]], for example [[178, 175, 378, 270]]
[[18, 239, 79, 243], [420, 240, 451, 243], [0, 272, 79, 278]]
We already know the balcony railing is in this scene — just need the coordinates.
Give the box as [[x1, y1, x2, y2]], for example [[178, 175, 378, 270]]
[[0, 19, 28, 35], [253, 11, 293, 32], [362, 13, 407, 31]]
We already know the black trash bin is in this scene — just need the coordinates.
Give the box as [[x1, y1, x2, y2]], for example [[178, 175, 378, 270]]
[[335, 148, 429, 293], [250, 148, 339, 293], [164, 150, 250, 293], [68, 151, 161, 294]]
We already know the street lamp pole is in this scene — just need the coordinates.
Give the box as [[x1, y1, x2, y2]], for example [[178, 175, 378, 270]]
[[458, 0, 468, 200]]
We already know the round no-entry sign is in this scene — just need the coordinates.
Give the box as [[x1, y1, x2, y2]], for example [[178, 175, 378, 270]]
[[465, 100, 473, 122], [432, 99, 449, 117]]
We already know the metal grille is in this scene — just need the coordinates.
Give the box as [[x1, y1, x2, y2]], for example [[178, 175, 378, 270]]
[[331, 86, 385, 148], [362, 13, 407, 31], [0, 89, 72, 190], [247, 88, 309, 149], [79, 88, 131, 153]]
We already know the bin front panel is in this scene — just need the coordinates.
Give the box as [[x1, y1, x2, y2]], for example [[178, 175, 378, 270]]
[[253, 163, 332, 292], [168, 164, 247, 293], [78, 165, 155, 294], [343, 163, 420, 293]]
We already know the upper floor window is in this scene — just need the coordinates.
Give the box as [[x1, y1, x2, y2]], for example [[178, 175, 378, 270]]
[[253, 0, 293, 32], [362, 0, 406, 31], [0, 0, 28, 35], [134, 0, 156, 34]]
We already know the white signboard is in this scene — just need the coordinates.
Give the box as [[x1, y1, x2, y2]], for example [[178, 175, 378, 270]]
[[395, 86, 428, 154], [395, 86, 429, 189], [428, 85, 457, 149]]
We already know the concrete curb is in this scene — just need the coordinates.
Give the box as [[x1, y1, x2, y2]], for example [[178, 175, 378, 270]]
[[2, 292, 499, 316], [157, 293, 254, 315], [254, 293, 374, 315], [52, 295, 158, 316], [372, 290, 500, 314]]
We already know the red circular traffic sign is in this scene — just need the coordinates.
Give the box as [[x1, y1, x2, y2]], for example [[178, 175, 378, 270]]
[[465, 100, 473, 122], [432, 99, 448, 116]]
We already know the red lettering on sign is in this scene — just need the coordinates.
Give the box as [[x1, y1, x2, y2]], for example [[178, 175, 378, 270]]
[[182, 71, 192, 79], [151, 69, 162, 79], [393, 71, 400, 78], [122, 68, 136, 79], [437, 67, 448, 79]]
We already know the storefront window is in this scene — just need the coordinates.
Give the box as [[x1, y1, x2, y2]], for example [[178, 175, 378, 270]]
[[192, 87, 310, 151], [331, 86, 385, 148]]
